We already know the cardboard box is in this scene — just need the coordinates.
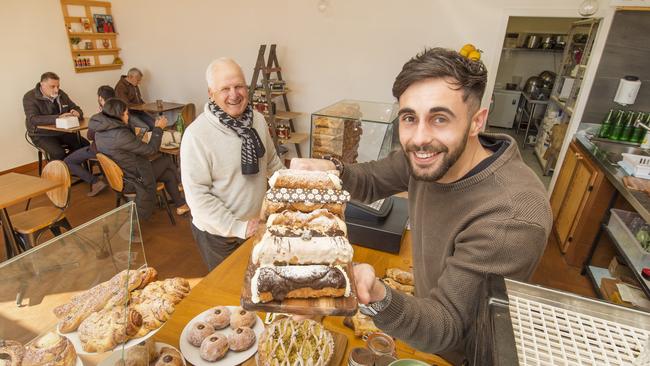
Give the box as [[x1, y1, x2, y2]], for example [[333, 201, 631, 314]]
[[55, 116, 79, 129]]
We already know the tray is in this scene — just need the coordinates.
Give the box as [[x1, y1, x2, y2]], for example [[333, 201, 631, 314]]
[[242, 330, 348, 366], [240, 258, 358, 316]]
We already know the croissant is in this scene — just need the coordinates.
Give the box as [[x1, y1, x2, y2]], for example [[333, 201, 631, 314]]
[[132, 297, 176, 337], [22, 332, 76, 366], [0, 340, 24, 366], [56, 268, 157, 333], [78, 306, 143, 353]]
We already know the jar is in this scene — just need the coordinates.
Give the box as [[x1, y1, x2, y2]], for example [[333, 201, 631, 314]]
[[366, 332, 396, 356], [348, 347, 375, 366], [102, 39, 110, 48]]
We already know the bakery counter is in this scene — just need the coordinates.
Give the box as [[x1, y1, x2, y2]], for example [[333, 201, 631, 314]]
[[154, 230, 452, 365]]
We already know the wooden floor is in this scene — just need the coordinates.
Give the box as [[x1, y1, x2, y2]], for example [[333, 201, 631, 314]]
[[1, 169, 597, 308]]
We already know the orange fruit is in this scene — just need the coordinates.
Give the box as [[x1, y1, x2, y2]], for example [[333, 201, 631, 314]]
[[461, 44, 476, 54], [468, 50, 481, 61]]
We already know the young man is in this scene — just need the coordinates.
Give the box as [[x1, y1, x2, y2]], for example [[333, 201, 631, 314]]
[[181, 58, 284, 271], [64, 85, 114, 196], [292, 48, 552, 364], [23, 72, 88, 160]]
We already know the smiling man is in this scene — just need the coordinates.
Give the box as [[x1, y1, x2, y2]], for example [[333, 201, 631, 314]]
[[181, 58, 283, 271], [292, 48, 552, 364]]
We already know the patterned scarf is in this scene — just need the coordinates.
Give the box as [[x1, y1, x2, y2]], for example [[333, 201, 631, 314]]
[[209, 101, 266, 175]]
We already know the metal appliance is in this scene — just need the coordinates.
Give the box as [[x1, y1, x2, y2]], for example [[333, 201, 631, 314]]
[[488, 89, 521, 129]]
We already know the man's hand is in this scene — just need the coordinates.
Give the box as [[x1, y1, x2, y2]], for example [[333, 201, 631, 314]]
[[290, 158, 335, 171], [69, 109, 80, 117], [354, 263, 386, 305], [59, 112, 73, 118], [245, 218, 260, 238], [154, 116, 168, 129]]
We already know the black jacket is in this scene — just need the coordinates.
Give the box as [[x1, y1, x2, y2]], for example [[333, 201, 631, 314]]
[[90, 112, 163, 220], [23, 83, 83, 135]]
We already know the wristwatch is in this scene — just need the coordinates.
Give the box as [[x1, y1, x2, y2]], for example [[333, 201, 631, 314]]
[[322, 155, 344, 175], [358, 280, 392, 317]]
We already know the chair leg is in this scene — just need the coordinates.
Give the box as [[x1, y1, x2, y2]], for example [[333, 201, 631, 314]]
[[37, 151, 43, 176], [160, 190, 176, 225], [115, 193, 122, 208], [50, 226, 62, 236], [60, 218, 72, 231]]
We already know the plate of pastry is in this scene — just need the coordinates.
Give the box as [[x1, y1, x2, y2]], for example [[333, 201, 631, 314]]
[[179, 306, 263, 365], [99, 339, 185, 366], [58, 321, 162, 355]]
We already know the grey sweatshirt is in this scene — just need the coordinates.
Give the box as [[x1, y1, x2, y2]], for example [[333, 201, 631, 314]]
[[343, 133, 552, 363]]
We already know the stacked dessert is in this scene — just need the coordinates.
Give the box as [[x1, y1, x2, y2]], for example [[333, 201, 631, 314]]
[[251, 169, 353, 303]]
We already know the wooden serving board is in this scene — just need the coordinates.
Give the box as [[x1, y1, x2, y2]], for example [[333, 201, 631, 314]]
[[242, 330, 348, 366], [623, 175, 650, 195], [240, 258, 358, 316]]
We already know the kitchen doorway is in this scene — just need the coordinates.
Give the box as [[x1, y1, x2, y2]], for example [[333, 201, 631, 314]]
[[485, 16, 582, 188]]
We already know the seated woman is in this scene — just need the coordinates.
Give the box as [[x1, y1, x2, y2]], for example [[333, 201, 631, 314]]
[[91, 98, 189, 219]]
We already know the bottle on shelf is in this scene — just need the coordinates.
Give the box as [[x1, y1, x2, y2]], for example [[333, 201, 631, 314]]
[[631, 112, 648, 144], [597, 109, 614, 138], [609, 110, 627, 141], [621, 111, 637, 142], [175, 114, 185, 136]]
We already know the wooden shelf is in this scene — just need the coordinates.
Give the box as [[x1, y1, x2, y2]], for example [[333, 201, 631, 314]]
[[74, 64, 122, 73], [67, 32, 117, 38], [71, 48, 121, 54], [279, 132, 309, 145], [550, 95, 574, 116], [274, 111, 302, 120]]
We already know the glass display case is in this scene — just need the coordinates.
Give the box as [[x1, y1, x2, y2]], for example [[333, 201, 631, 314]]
[[310, 100, 399, 164], [0, 202, 145, 362]]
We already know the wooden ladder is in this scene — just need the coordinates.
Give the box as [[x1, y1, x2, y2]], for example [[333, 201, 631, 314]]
[[249, 44, 303, 158]]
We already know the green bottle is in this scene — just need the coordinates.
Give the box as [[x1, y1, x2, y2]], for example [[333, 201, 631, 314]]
[[621, 111, 637, 141], [609, 111, 627, 141], [598, 109, 614, 138], [175, 114, 185, 136], [631, 112, 648, 144]]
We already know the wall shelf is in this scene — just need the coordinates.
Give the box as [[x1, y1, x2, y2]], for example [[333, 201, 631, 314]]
[[61, 0, 123, 73]]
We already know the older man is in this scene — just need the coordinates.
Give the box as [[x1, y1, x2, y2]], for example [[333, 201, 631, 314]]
[[181, 58, 284, 271], [23, 72, 88, 161], [115, 67, 155, 131], [292, 48, 552, 364]]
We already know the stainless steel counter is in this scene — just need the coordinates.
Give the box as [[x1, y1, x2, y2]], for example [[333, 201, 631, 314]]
[[574, 133, 650, 223]]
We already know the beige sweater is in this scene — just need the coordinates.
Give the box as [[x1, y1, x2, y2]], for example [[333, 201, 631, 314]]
[[180, 103, 284, 238], [343, 133, 552, 363]]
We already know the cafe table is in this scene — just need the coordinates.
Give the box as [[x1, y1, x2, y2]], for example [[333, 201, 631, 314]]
[[154, 230, 452, 366], [37, 118, 89, 145], [130, 101, 185, 116], [0, 173, 62, 259]]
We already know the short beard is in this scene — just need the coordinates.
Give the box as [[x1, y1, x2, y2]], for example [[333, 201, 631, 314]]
[[403, 129, 470, 182]]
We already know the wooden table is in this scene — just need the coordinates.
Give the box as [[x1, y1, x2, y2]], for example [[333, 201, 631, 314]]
[[154, 230, 451, 365], [130, 101, 185, 115], [37, 119, 89, 146], [0, 173, 61, 259]]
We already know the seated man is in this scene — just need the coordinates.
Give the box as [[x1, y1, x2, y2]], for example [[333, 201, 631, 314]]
[[181, 58, 284, 271], [64, 85, 114, 196], [23, 72, 89, 160], [115, 67, 155, 131]]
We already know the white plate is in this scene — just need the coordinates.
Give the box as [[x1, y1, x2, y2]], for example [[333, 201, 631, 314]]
[[180, 306, 264, 366], [98, 342, 186, 366], [57, 323, 161, 355]]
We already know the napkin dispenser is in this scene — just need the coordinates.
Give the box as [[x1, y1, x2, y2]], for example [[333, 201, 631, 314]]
[[55, 116, 80, 129]]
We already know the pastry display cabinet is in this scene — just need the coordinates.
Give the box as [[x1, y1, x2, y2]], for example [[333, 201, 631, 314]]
[[0, 202, 145, 348], [310, 100, 399, 164]]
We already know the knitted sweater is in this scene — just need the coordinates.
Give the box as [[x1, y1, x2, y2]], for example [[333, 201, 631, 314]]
[[342, 133, 552, 363], [180, 103, 284, 238]]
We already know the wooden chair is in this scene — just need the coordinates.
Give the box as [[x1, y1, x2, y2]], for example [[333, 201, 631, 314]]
[[181, 103, 196, 127], [10, 160, 73, 248], [96, 153, 176, 225], [24, 131, 71, 176]]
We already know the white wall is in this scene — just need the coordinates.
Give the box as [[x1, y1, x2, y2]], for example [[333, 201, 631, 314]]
[[0, 0, 123, 172], [1, 0, 608, 170]]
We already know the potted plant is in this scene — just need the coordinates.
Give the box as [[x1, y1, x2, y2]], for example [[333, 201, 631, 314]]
[[70, 37, 81, 50]]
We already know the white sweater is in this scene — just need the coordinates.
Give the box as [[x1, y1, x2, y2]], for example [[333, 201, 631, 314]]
[[180, 103, 284, 238]]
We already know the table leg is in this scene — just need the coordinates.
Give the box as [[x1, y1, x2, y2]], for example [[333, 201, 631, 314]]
[[1, 208, 23, 259]]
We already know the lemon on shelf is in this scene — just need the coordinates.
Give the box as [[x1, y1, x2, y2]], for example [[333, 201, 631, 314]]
[[468, 50, 482, 61], [459, 43, 476, 57]]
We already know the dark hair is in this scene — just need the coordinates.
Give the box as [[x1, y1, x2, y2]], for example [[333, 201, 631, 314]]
[[40, 72, 60, 82], [97, 85, 115, 100], [392, 48, 487, 109], [102, 98, 128, 120]]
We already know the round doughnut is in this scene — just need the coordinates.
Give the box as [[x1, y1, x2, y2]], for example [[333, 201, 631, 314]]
[[228, 327, 256, 352], [230, 307, 256, 329], [199, 333, 229, 361], [186, 321, 213, 347], [204, 306, 231, 330]]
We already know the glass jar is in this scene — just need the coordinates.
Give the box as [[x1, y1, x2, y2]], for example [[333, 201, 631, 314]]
[[366, 332, 396, 356]]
